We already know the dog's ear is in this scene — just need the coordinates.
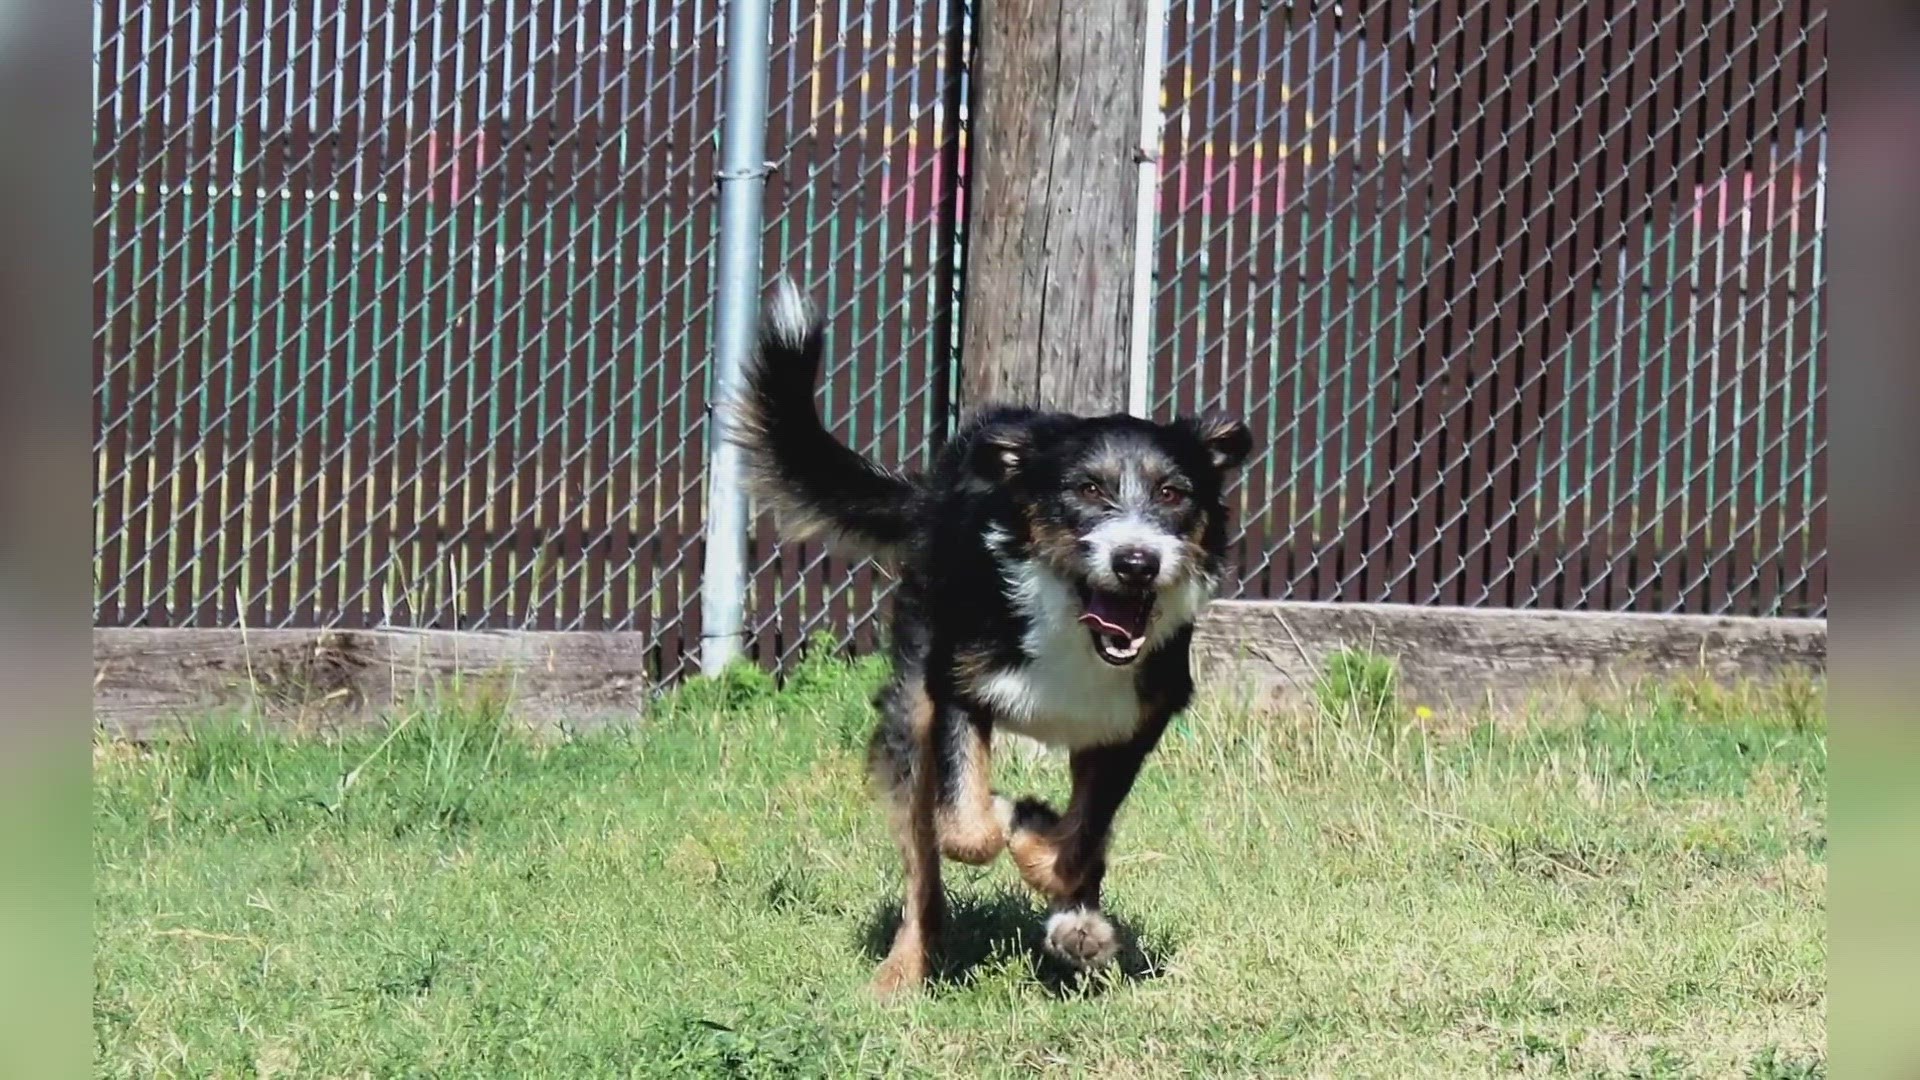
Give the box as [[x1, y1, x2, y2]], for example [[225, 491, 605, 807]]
[[967, 424, 1031, 483], [1184, 410, 1254, 473]]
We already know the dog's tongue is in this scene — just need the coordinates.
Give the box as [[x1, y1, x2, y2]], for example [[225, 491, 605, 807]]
[[1079, 592, 1153, 639]]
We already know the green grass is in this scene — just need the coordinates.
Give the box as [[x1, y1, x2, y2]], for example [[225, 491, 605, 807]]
[[94, 653, 1825, 1077]]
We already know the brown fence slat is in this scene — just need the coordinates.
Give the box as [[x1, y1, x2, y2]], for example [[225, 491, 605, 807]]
[[1302, 12, 1347, 604], [96, 0, 134, 629], [602, 7, 643, 638], [1689, 0, 1751, 611], [1269, 4, 1317, 599], [1498, 0, 1571, 611], [135, 0, 186, 625], [1704, 0, 1758, 615], [1374, 0, 1432, 607], [1780, 2, 1822, 618], [1576, 0, 1628, 613], [434, 0, 479, 629], [1741, 2, 1794, 616], [817, 0, 862, 657], [359, 6, 401, 627], [504, 1, 547, 630], [237, 4, 284, 629], [1473, 0, 1545, 610], [476, 0, 518, 628], [1612, 0, 1660, 613], [1645, 0, 1699, 613], [1805, 0, 1828, 616], [1454, 0, 1519, 610], [644, 0, 687, 670], [846, 1, 889, 661], [553, 0, 590, 632], [295, 4, 341, 628], [577, 0, 616, 633], [1233, 6, 1281, 600], [1726, 1, 1777, 617], [172, 0, 219, 627], [1331, 4, 1389, 604]]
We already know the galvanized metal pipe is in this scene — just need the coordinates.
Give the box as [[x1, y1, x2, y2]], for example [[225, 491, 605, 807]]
[[700, 0, 774, 676], [1127, 0, 1168, 419]]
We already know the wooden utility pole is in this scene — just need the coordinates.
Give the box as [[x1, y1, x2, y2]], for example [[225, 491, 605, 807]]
[[958, 0, 1151, 415]]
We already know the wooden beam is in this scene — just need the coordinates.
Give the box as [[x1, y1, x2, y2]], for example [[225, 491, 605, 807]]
[[958, 0, 1150, 413], [1191, 600, 1827, 712], [93, 628, 652, 741], [94, 604, 1825, 739]]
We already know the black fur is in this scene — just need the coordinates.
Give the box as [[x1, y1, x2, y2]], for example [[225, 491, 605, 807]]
[[729, 293, 920, 555]]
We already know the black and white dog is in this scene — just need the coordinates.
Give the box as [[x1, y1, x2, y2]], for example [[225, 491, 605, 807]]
[[729, 280, 1252, 994]]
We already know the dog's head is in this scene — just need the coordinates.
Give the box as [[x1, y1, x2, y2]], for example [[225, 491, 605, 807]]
[[971, 409, 1254, 666]]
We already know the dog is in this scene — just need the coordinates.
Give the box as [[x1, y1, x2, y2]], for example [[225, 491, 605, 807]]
[[728, 279, 1252, 995]]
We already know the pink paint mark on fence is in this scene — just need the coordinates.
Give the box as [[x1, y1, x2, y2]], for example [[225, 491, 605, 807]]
[[1694, 158, 1825, 240], [1151, 150, 1293, 218], [413, 127, 490, 205], [401, 128, 1814, 237], [902, 141, 915, 222]]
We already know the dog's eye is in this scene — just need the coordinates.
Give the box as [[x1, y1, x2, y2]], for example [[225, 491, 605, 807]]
[[1156, 484, 1188, 506], [1078, 480, 1105, 501]]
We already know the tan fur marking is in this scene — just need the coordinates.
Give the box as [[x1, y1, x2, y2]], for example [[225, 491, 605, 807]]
[[872, 680, 943, 995], [1008, 827, 1079, 900], [1181, 514, 1209, 551], [1022, 506, 1082, 574], [935, 721, 1004, 865], [951, 648, 998, 692]]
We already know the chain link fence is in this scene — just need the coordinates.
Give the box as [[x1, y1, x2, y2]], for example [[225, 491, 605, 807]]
[[93, 0, 1825, 683], [1152, 0, 1827, 618]]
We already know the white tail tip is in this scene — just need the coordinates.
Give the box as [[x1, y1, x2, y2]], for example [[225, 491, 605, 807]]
[[763, 275, 814, 350]]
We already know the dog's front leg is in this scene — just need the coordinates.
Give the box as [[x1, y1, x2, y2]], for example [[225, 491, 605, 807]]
[[1002, 726, 1163, 970], [935, 710, 1007, 865]]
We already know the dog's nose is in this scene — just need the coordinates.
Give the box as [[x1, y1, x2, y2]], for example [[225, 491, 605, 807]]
[[1111, 547, 1161, 588]]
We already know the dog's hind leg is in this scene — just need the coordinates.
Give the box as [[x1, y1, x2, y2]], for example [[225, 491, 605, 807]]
[[1003, 727, 1165, 971], [866, 675, 946, 996]]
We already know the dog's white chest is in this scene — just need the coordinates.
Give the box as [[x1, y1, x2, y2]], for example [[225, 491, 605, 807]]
[[973, 561, 1163, 751], [977, 641, 1145, 751]]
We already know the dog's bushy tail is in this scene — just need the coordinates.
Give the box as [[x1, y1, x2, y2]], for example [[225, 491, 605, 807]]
[[727, 278, 917, 558]]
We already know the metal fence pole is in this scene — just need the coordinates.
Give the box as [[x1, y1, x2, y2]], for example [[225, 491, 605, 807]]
[[700, 0, 775, 676], [1127, 0, 1168, 418]]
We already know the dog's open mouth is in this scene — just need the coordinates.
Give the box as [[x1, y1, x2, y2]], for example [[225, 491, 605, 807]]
[[1077, 587, 1155, 665]]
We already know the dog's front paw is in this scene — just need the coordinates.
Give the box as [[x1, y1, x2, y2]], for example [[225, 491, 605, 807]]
[[1043, 907, 1118, 970]]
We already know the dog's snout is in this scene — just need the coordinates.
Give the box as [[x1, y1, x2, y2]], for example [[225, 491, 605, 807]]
[[1111, 547, 1161, 588]]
